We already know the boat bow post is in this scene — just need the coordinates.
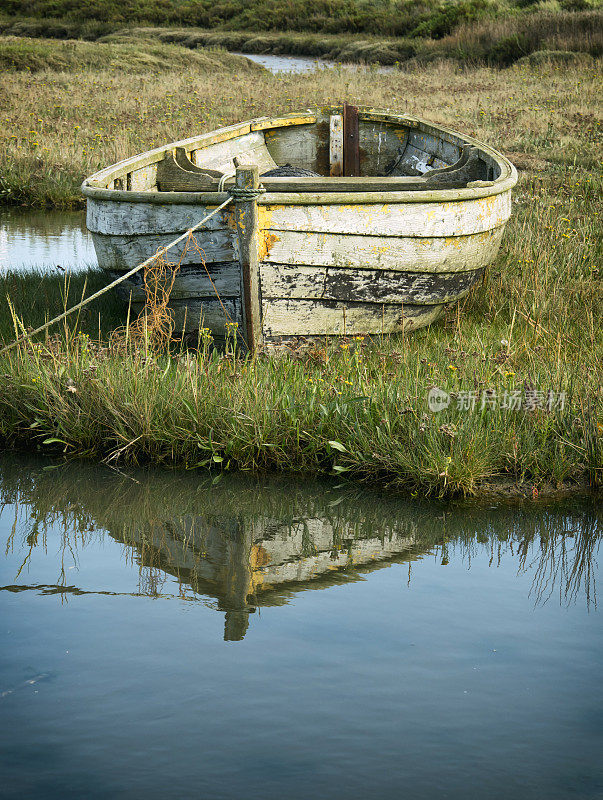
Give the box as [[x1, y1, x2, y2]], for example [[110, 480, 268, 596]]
[[232, 165, 264, 352]]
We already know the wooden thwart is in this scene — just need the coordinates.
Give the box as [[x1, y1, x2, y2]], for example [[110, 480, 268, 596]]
[[156, 141, 488, 193]]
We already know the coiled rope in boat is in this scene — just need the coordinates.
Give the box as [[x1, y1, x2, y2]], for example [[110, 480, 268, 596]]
[[0, 194, 245, 356]]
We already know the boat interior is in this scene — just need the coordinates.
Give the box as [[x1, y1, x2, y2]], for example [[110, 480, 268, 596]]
[[87, 105, 504, 195]]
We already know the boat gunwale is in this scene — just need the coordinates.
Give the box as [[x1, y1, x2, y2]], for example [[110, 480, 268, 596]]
[[82, 108, 517, 206]]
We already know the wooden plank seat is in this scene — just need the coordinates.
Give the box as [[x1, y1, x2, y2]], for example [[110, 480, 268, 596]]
[[156, 148, 224, 191], [156, 142, 490, 193]]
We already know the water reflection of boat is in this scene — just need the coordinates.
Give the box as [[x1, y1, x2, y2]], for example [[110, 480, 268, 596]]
[[111, 513, 421, 640], [0, 456, 600, 640]]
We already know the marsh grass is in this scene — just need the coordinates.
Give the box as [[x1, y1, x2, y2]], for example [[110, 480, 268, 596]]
[[0, 32, 262, 73], [0, 166, 600, 497], [0, 268, 123, 342], [0, 40, 600, 207], [1, 9, 601, 67], [0, 0, 545, 38], [0, 48, 600, 496]]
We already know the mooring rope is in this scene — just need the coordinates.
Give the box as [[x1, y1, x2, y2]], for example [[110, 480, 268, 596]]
[[0, 196, 234, 356], [228, 185, 266, 202]]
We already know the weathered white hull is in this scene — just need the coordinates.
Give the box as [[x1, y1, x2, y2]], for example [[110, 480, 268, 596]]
[[83, 107, 517, 341]]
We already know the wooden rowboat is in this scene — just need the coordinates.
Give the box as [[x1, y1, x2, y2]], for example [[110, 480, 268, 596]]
[[82, 105, 517, 346]]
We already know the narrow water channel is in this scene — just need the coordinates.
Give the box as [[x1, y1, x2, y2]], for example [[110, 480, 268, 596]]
[[232, 52, 341, 73], [232, 52, 394, 74], [1, 454, 601, 800]]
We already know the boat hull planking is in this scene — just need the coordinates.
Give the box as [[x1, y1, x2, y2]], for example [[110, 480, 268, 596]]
[[84, 107, 517, 342]]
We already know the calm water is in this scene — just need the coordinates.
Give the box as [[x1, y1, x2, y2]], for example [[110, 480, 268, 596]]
[[0, 454, 601, 799], [233, 51, 339, 73], [0, 209, 96, 272], [234, 52, 394, 74]]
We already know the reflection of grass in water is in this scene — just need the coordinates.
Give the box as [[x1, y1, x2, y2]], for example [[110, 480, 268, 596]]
[[0, 455, 600, 608]]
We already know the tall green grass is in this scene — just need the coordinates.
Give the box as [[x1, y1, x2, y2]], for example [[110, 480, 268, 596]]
[[0, 268, 123, 343]]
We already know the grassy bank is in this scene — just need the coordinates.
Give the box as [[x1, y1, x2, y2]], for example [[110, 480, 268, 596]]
[[106, 11, 603, 67], [6, 0, 600, 37], [0, 268, 600, 496], [0, 47, 601, 496], [2, 9, 602, 66], [0, 32, 260, 72]]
